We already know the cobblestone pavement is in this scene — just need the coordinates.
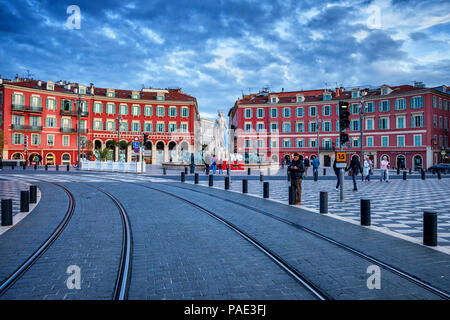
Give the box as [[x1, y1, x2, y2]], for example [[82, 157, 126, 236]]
[[0, 177, 33, 218]]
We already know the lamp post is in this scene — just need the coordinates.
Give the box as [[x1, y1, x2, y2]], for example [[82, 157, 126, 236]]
[[316, 114, 321, 162], [116, 114, 123, 162], [75, 93, 83, 170], [360, 97, 365, 181]]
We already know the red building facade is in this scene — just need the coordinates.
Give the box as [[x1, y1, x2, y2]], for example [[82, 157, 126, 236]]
[[0, 78, 199, 165], [228, 84, 450, 169]]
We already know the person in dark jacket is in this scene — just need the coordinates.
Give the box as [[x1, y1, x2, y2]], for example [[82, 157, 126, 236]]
[[345, 155, 363, 191], [288, 153, 305, 205], [303, 156, 310, 176], [333, 159, 341, 190]]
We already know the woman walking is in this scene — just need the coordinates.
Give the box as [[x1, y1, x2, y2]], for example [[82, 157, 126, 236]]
[[380, 156, 390, 182], [345, 155, 363, 191], [363, 156, 373, 182]]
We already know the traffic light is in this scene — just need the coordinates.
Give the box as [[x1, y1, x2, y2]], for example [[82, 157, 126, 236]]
[[143, 133, 149, 145], [24, 136, 28, 150], [339, 101, 350, 131], [340, 132, 349, 145]]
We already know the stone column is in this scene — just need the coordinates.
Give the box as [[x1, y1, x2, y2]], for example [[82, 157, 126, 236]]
[[164, 143, 169, 163]]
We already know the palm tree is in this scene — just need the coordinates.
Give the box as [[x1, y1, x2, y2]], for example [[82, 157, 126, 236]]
[[97, 147, 111, 162]]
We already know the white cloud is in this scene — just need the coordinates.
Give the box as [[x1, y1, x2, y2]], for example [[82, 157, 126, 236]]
[[141, 27, 164, 44], [102, 27, 116, 39]]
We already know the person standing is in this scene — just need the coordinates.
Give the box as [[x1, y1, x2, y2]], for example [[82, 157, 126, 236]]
[[218, 161, 223, 174], [211, 154, 217, 174], [380, 156, 390, 182], [363, 156, 373, 182], [333, 158, 341, 191], [288, 153, 305, 205], [345, 155, 363, 191], [303, 156, 310, 176], [311, 156, 320, 179], [281, 158, 285, 169]]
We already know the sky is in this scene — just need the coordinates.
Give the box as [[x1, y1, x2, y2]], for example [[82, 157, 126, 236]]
[[0, 0, 449, 120]]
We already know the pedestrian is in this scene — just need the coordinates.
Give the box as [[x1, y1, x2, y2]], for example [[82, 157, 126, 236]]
[[303, 156, 310, 176], [363, 156, 373, 182], [218, 162, 223, 174], [281, 158, 285, 169], [204, 154, 211, 174], [38, 154, 43, 165], [380, 156, 390, 182], [311, 156, 320, 179], [333, 158, 341, 190], [211, 154, 217, 174], [345, 155, 363, 191], [288, 153, 305, 205]]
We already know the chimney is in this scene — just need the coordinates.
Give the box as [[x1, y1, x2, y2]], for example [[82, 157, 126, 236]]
[[38, 80, 42, 86], [335, 87, 340, 96], [15, 74, 19, 82]]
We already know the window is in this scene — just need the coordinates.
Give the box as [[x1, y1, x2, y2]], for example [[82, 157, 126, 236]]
[[131, 122, 141, 132], [352, 138, 360, 147], [351, 119, 360, 131], [271, 97, 277, 103], [132, 105, 141, 116], [256, 139, 264, 148], [120, 121, 128, 131], [46, 98, 57, 110], [244, 140, 252, 148], [283, 139, 291, 148], [144, 106, 153, 116], [433, 96, 437, 108], [322, 105, 331, 116], [93, 120, 103, 131], [106, 121, 115, 131], [366, 102, 375, 113], [396, 116, 405, 129], [296, 107, 304, 117], [366, 118, 374, 130], [179, 123, 188, 133], [379, 100, 390, 112], [433, 115, 437, 128], [12, 133, 23, 145], [256, 122, 265, 132], [256, 108, 265, 118], [30, 116, 41, 128], [445, 117, 448, 130], [106, 103, 115, 115], [30, 95, 41, 107], [63, 135, 70, 146], [282, 122, 291, 133], [296, 122, 304, 133], [12, 93, 25, 106], [296, 139, 305, 148], [94, 102, 103, 114], [411, 96, 423, 109], [144, 122, 153, 132], [271, 139, 278, 148], [156, 94, 165, 101], [156, 123, 165, 132], [45, 116, 57, 128], [395, 98, 406, 110], [323, 139, 332, 149], [270, 108, 278, 118], [439, 97, 442, 109], [61, 118, 72, 129], [397, 135, 405, 147], [309, 139, 316, 148], [309, 121, 318, 132], [381, 136, 389, 147], [119, 104, 128, 115], [336, 120, 339, 132], [323, 121, 332, 132], [439, 116, 442, 129], [107, 91, 115, 98], [244, 109, 252, 118], [309, 106, 317, 117], [168, 123, 177, 132], [270, 122, 278, 132], [352, 91, 359, 98], [366, 136, 373, 147], [283, 108, 291, 118], [379, 117, 389, 130], [181, 107, 189, 117], [132, 93, 140, 99], [12, 114, 25, 126], [168, 107, 177, 117], [411, 114, 423, 128], [350, 103, 359, 114], [31, 134, 41, 145], [414, 135, 422, 146], [47, 134, 54, 146], [156, 106, 165, 117], [244, 122, 252, 132]]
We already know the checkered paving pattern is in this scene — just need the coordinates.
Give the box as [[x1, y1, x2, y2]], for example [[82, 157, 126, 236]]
[[0, 178, 33, 219], [186, 176, 450, 248]]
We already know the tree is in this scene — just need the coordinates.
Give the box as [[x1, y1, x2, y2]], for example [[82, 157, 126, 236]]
[[97, 147, 112, 162]]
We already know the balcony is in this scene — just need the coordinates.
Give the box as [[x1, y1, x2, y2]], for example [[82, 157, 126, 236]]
[[320, 146, 335, 151], [11, 104, 43, 113], [60, 127, 78, 133], [60, 109, 78, 116], [79, 128, 89, 134], [11, 124, 43, 131]]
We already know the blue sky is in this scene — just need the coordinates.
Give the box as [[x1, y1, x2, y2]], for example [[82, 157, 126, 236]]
[[0, 0, 449, 119]]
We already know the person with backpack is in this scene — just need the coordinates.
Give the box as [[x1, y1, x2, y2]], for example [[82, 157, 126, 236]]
[[345, 155, 363, 191], [288, 153, 305, 205]]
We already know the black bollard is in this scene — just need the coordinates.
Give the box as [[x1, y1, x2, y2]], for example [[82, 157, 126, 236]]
[[247, 168, 251, 175], [225, 176, 230, 190], [288, 186, 294, 205], [242, 179, 248, 193], [421, 169, 425, 180], [194, 173, 199, 184], [263, 182, 269, 198], [184, 167, 188, 175], [423, 211, 437, 246], [20, 191, 29, 212], [45, 164, 48, 171], [56, 165, 59, 171], [260, 174, 264, 182], [437, 170, 442, 180], [209, 174, 213, 187], [29, 185, 37, 204], [1, 199, 13, 226], [23, 164, 26, 170], [360, 199, 371, 226], [67, 164, 70, 171], [181, 172, 185, 182], [314, 171, 318, 182], [320, 191, 328, 214], [403, 171, 407, 180], [323, 168, 326, 176], [163, 167, 167, 175]]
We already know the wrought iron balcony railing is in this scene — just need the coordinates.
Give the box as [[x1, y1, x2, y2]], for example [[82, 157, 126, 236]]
[[11, 124, 43, 131], [11, 104, 43, 113]]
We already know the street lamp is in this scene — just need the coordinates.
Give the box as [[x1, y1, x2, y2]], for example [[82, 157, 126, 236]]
[[75, 93, 83, 169], [316, 114, 321, 162], [360, 97, 365, 181], [116, 114, 124, 162]]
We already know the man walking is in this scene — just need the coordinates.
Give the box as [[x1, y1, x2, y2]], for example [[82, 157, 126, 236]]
[[288, 153, 305, 205], [333, 158, 341, 191], [345, 155, 363, 191], [311, 155, 320, 179]]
